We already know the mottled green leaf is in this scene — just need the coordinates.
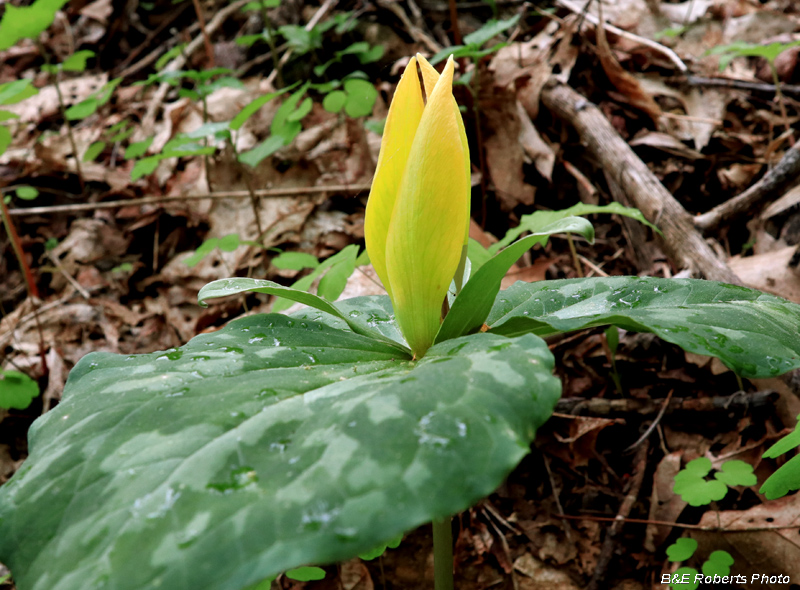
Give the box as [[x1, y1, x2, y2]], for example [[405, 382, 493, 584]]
[[198, 278, 409, 355], [0, 314, 559, 590], [487, 276, 800, 379]]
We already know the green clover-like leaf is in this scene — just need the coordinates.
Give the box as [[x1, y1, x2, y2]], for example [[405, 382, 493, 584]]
[[666, 538, 698, 562], [701, 550, 734, 578], [714, 460, 757, 487]]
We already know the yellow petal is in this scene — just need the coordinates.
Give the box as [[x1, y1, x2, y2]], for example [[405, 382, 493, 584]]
[[385, 56, 470, 357], [364, 56, 425, 299], [417, 54, 471, 249], [416, 53, 440, 99]]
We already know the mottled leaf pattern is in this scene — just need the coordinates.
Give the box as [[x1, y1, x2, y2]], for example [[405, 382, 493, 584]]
[[0, 314, 559, 590], [488, 277, 800, 378]]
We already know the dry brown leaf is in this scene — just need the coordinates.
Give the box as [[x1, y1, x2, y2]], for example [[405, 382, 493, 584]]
[[340, 559, 374, 590], [513, 553, 581, 590], [645, 451, 686, 552], [693, 493, 800, 588], [483, 89, 535, 210], [728, 246, 800, 303], [516, 101, 555, 181], [594, 12, 662, 124], [629, 132, 704, 159], [501, 258, 553, 289], [4, 74, 107, 123]]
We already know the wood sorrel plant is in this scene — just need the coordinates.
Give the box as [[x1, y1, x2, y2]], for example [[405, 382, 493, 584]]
[[3, 55, 800, 590]]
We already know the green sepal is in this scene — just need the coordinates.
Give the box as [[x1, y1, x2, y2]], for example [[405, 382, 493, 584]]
[[436, 216, 594, 344]]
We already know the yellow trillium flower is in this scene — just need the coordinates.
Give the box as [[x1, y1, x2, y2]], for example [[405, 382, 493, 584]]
[[365, 54, 471, 358]]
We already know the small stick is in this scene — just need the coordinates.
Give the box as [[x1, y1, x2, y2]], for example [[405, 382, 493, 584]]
[[190, 0, 216, 67], [555, 0, 688, 73], [624, 389, 673, 452], [0, 196, 48, 377], [541, 81, 741, 284], [695, 139, 800, 231], [554, 512, 799, 532], [586, 441, 649, 590], [8, 184, 372, 216], [554, 389, 777, 416], [686, 75, 800, 97]]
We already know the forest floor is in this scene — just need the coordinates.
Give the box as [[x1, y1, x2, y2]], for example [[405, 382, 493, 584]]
[[3, 0, 800, 589]]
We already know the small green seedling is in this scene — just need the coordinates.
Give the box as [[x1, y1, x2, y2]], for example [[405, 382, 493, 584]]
[[271, 245, 368, 312], [673, 457, 757, 507], [707, 41, 800, 129], [0, 79, 39, 155], [0, 369, 38, 411], [665, 538, 734, 590], [321, 76, 378, 118], [185, 234, 261, 268], [430, 15, 520, 66]]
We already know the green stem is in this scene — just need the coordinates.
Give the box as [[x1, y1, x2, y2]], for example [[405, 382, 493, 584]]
[[432, 518, 454, 590]]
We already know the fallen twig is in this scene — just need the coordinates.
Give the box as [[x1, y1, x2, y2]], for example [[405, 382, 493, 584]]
[[586, 441, 649, 590], [554, 390, 778, 416], [540, 81, 741, 284], [7, 184, 372, 216], [695, 139, 800, 231], [685, 75, 800, 97], [555, 0, 688, 73]]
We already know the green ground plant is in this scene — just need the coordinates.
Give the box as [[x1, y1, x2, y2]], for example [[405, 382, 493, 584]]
[[3, 5, 800, 590], [665, 538, 735, 590]]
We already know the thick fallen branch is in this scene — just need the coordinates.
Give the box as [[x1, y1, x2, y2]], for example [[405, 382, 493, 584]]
[[540, 81, 742, 284], [694, 139, 800, 231]]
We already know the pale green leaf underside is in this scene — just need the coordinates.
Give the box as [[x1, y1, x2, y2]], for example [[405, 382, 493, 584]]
[[0, 314, 560, 590], [198, 278, 409, 355], [488, 276, 800, 378]]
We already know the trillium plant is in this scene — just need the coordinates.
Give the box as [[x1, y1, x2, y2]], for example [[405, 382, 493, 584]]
[[3, 54, 800, 590]]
